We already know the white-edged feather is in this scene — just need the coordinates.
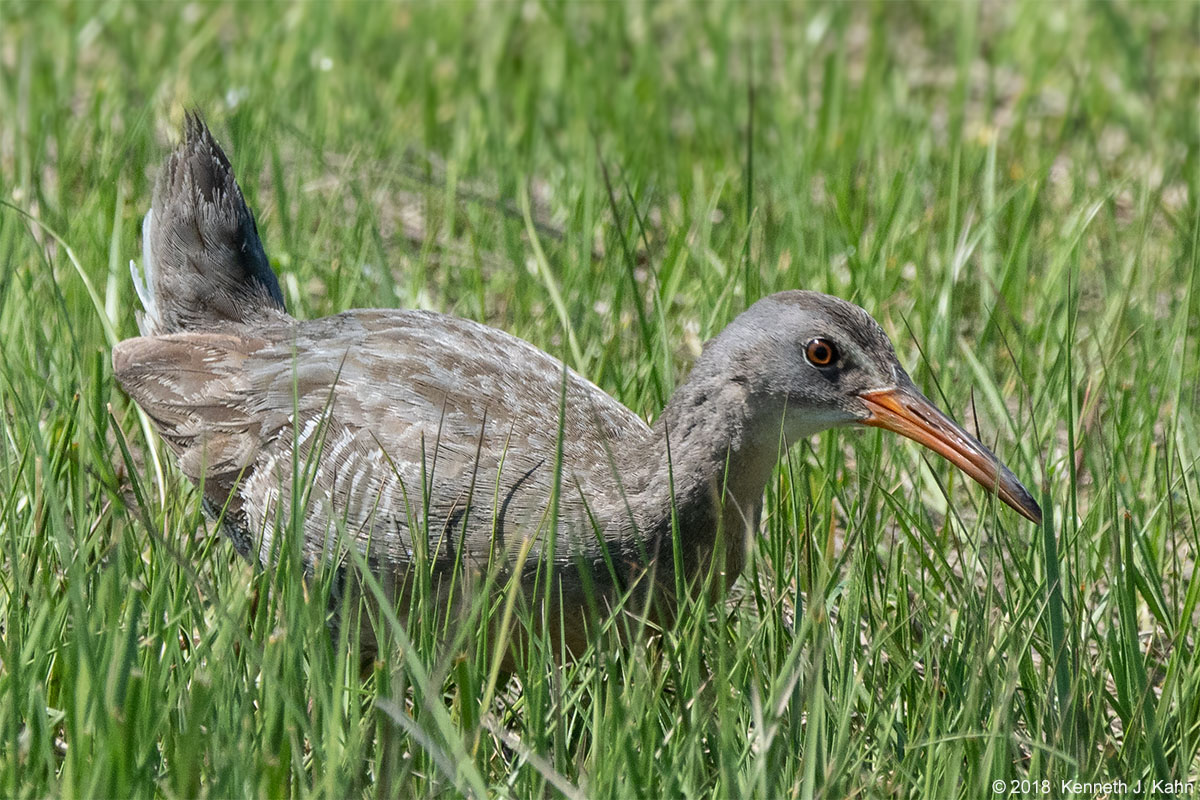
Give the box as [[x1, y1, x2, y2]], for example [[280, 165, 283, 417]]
[[131, 207, 160, 334]]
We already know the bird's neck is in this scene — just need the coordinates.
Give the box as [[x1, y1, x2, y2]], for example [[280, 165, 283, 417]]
[[626, 371, 787, 589]]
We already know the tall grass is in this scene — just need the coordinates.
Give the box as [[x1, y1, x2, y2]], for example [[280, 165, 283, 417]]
[[0, 1, 1197, 796]]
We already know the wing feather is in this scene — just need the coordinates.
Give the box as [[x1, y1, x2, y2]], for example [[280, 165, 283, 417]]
[[113, 308, 652, 575]]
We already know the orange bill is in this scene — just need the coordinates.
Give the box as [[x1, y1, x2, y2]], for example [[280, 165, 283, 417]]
[[858, 386, 1042, 524]]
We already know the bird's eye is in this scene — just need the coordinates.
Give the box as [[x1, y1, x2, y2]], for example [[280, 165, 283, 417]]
[[804, 338, 838, 368]]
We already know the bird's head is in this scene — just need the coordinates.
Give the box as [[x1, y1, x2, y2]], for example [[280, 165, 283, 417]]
[[711, 290, 1042, 523]]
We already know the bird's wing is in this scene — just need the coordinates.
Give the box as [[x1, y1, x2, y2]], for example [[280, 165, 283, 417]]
[[113, 308, 651, 573]]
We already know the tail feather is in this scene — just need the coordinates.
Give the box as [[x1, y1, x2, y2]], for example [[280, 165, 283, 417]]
[[134, 112, 287, 335], [130, 207, 161, 330]]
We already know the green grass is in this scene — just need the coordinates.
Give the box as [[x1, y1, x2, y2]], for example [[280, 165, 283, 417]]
[[1, 1, 1198, 797]]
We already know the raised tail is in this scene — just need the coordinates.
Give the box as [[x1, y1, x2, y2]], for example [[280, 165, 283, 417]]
[[132, 112, 287, 335]]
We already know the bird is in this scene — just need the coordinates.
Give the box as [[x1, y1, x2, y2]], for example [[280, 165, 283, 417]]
[[112, 115, 1042, 663]]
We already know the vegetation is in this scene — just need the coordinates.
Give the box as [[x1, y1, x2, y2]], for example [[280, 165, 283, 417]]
[[1, 2, 1197, 796]]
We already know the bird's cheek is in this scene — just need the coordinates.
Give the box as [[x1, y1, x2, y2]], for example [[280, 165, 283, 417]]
[[845, 399, 876, 424], [778, 402, 859, 440]]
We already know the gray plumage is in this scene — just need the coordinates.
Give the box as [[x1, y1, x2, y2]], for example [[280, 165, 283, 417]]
[[132, 112, 285, 336], [113, 117, 1041, 661]]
